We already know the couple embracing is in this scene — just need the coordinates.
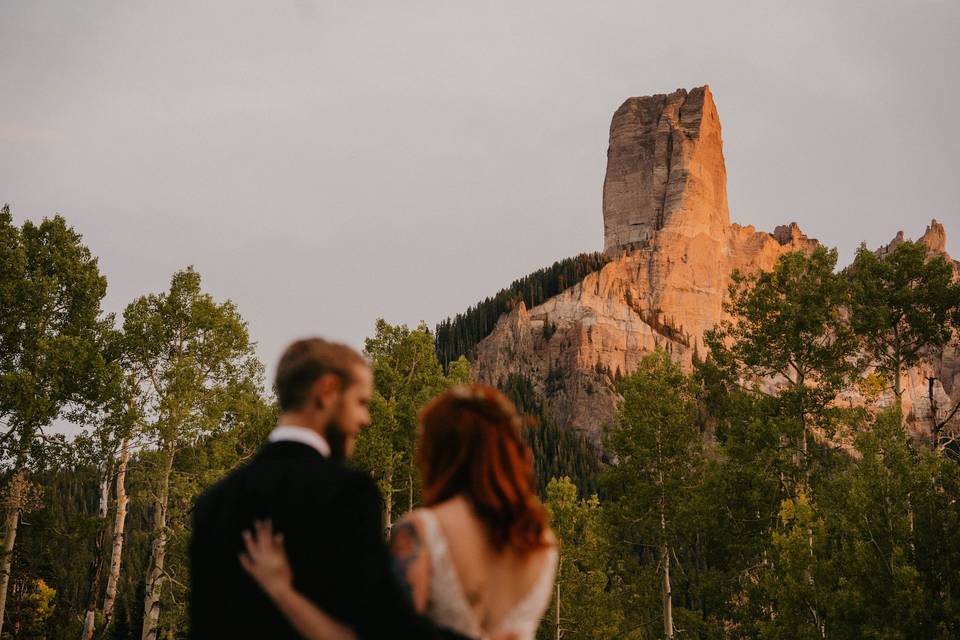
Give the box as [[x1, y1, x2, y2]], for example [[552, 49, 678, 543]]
[[189, 338, 557, 639]]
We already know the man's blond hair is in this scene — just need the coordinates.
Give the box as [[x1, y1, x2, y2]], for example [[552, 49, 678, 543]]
[[274, 338, 367, 411]]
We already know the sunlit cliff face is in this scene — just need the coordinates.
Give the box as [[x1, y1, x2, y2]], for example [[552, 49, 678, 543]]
[[472, 87, 959, 446], [602, 85, 729, 253]]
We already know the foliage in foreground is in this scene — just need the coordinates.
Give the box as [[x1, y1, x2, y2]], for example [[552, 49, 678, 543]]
[[4, 207, 960, 639]]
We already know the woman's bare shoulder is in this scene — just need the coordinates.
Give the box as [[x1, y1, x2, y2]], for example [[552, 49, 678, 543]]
[[543, 527, 560, 550], [522, 529, 558, 571], [429, 495, 471, 517], [543, 526, 558, 547]]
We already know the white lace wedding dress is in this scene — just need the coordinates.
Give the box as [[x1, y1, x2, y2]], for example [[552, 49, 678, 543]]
[[415, 509, 558, 640]]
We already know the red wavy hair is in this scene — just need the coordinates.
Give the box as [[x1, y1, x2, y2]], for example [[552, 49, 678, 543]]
[[416, 384, 549, 556]]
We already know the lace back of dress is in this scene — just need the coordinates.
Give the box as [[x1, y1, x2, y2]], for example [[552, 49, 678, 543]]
[[418, 509, 484, 638], [416, 509, 558, 640]]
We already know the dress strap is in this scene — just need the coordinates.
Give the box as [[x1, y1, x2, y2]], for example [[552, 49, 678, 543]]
[[493, 544, 559, 635], [415, 509, 449, 562]]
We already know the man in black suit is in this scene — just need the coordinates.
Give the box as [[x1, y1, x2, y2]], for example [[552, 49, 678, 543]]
[[189, 338, 459, 639]]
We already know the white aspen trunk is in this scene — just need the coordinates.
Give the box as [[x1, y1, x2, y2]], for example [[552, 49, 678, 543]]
[[0, 465, 26, 637], [656, 425, 674, 640], [661, 513, 674, 640], [891, 336, 903, 401], [407, 471, 414, 512], [102, 439, 130, 630], [929, 376, 938, 449], [80, 472, 111, 640], [810, 605, 828, 639], [907, 492, 916, 556], [799, 396, 814, 562], [383, 465, 393, 534], [555, 570, 562, 640], [141, 449, 174, 640]]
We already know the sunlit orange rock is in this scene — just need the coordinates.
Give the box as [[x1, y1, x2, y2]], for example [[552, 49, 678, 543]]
[[473, 86, 958, 445]]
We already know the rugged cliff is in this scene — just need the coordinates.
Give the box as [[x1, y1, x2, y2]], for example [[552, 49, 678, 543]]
[[602, 86, 729, 251], [469, 86, 957, 444]]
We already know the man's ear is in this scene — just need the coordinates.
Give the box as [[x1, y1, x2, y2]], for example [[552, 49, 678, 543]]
[[311, 373, 344, 410]]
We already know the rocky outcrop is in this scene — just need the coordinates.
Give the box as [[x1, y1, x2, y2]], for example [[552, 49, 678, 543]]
[[921, 219, 951, 257], [476, 85, 828, 442], [474, 221, 821, 443], [773, 223, 818, 252], [865, 222, 960, 436], [603, 87, 729, 252], [473, 85, 959, 445], [879, 220, 951, 258]]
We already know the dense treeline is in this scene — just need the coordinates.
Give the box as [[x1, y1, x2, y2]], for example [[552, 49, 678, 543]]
[[9, 422, 274, 639], [540, 362, 960, 640], [499, 373, 602, 498], [0, 206, 274, 639], [537, 244, 960, 639], [434, 252, 611, 367], [4, 205, 960, 640], [352, 320, 472, 529], [0, 201, 508, 640]]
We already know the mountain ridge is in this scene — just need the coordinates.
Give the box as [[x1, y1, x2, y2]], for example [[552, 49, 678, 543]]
[[442, 86, 958, 444]]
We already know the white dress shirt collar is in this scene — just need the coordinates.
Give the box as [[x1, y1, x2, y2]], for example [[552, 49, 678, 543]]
[[268, 425, 331, 458]]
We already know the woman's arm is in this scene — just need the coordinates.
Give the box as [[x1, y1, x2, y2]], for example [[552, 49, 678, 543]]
[[389, 515, 430, 613], [258, 583, 356, 640], [239, 520, 356, 640]]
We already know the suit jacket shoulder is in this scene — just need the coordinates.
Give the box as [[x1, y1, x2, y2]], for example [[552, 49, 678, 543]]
[[189, 442, 457, 640]]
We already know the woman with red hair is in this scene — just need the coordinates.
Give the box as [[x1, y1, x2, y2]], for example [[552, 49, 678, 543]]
[[241, 384, 557, 640]]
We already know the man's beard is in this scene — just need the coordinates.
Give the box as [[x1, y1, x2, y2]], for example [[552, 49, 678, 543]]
[[324, 401, 349, 462]]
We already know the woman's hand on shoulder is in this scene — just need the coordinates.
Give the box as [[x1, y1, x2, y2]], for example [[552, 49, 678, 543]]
[[389, 513, 430, 613], [239, 519, 294, 601], [240, 520, 358, 640]]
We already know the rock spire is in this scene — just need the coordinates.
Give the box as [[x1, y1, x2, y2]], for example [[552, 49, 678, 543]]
[[602, 86, 729, 253], [471, 86, 956, 444]]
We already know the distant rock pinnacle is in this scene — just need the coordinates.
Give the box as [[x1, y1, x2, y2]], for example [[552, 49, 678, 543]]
[[602, 86, 729, 253], [471, 86, 956, 445]]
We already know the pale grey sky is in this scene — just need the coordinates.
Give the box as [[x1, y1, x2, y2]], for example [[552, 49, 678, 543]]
[[2, 0, 958, 379]]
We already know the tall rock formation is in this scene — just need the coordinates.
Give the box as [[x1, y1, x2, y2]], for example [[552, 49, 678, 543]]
[[474, 86, 822, 443], [471, 85, 958, 446], [603, 86, 729, 252]]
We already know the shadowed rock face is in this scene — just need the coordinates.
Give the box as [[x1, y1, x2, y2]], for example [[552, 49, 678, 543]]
[[472, 86, 958, 445], [603, 86, 729, 253]]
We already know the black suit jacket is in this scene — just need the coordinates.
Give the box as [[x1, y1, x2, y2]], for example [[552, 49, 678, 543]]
[[190, 441, 458, 640]]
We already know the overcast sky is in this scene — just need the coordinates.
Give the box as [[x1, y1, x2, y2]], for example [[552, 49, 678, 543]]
[[2, 0, 958, 380]]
